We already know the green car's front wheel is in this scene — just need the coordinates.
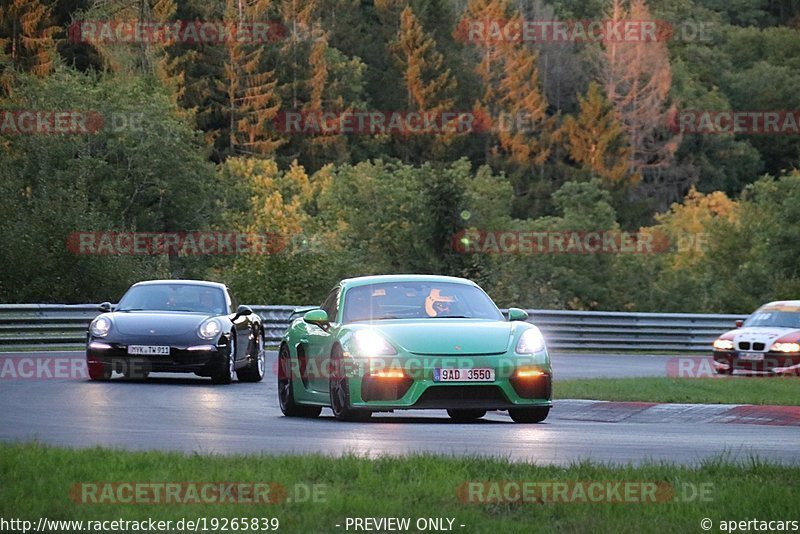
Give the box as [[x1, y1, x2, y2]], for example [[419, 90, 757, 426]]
[[509, 406, 550, 423], [329, 345, 371, 422], [278, 345, 321, 418]]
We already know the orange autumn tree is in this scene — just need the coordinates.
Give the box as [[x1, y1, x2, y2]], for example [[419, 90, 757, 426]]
[[561, 81, 637, 187], [0, 0, 57, 94], [390, 5, 458, 160]]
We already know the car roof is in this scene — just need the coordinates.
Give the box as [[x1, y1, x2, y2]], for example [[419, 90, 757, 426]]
[[131, 279, 227, 290], [340, 274, 478, 289], [760, 300, 800, 308]]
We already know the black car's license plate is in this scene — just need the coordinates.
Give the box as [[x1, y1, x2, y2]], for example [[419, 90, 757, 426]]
[[127, 345, 170, 355]]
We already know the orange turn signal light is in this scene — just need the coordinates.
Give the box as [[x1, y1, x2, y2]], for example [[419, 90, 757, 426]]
[[516, 369, 545, 379], [371, 370, 406, 379]]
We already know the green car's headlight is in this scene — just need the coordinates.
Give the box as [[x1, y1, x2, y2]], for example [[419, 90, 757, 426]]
[[516, 328, 545, 354], [352, 330, 397, 356], [198, 318, 221, 340], [90, 316, 112, 337]]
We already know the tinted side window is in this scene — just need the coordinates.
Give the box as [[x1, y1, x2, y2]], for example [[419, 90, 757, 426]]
[[320, 286, 340, 322], [226, 289, 238, 314]]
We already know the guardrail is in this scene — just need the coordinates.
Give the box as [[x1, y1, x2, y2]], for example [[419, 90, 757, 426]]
[[0, 304, 746, 352]]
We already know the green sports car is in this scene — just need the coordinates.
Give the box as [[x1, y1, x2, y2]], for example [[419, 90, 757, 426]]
[[278, 274, 552, 423]]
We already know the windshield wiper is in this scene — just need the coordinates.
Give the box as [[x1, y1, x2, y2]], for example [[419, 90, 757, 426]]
[[349, 315, 398, 321], [429, 315, 472, 319]]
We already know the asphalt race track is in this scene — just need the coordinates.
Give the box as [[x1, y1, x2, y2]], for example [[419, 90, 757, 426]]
[[0, 351, 796, 465]]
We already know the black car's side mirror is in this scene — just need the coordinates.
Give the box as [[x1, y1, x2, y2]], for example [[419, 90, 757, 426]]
[[232, 305, 253, 320], [98, 302, 113, 313]]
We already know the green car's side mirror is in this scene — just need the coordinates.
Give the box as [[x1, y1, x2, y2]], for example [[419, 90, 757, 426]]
[[303, 309, 330, 328], [98, 302, 113, 313], [507, 308, 529, 321]]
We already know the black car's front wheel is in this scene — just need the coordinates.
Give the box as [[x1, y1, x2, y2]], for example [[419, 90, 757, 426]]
[[211, 334, 236, 385], [237, 331, 265, 382], [509, 406, 550, 423], [278, 344, 321, 418], [447, 409, 486, 422], [122, 368, 149, 380], [87, 360, 111, 381], [329, 345, 371, 422]]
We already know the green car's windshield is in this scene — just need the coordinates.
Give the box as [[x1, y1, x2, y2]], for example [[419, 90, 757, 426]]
[[744, 307, 800, 329], [117, 284, 226, 315], [342, 281, 503, 323]]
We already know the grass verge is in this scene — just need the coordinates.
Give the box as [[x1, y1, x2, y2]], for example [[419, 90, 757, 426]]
[[555, 377, 800, 405], [1, 443, 798, 533]]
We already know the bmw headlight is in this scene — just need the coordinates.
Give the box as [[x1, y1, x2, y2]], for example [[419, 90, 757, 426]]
[[712, 338, 734, 350], [516, 327, 545, 354], [352, 330, 397, 356], [771, 342, 800, 353], [198, 318, 221, 340], [90, 316, 112, 337]]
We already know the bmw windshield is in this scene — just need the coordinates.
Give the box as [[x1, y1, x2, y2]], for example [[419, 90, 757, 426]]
[[744, 308, 800, 329]]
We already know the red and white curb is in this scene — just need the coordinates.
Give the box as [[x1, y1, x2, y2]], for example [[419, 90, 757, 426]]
[[551, 400, 800, 427]]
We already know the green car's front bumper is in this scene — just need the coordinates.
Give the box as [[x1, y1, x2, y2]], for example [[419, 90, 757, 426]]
[[341, 352, 552, 411]]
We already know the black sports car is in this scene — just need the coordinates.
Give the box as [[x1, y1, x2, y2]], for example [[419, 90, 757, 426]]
[[86, 280, 265, 384]]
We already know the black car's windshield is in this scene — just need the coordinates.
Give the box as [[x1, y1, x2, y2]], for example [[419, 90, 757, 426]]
[[744, 307, 800, 329], [342, 281, 503, 323], [117, 284, 227, 315]]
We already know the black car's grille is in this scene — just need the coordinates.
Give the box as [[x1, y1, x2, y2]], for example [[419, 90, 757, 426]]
[[738, 342, 766, 351]]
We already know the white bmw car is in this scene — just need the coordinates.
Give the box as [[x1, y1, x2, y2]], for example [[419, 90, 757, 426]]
[[712, 301, 800, 375]]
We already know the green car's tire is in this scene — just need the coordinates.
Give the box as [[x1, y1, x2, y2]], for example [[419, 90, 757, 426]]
[[210, 334, 236, 385], [237, 332, 265, 383], [447, 409, 486, 422], [278, 344, 321, 418], [329, 345, 371, 422], [509, 406, 550, 423]]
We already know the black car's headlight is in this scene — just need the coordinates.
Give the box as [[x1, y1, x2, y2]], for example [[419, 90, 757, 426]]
[[198, 318, 221, 340], [515, 328, 545, 354], [90, 316, 112, 337]]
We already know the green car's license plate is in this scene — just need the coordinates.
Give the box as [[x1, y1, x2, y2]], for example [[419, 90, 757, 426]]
[[433, 368, 495, 382]]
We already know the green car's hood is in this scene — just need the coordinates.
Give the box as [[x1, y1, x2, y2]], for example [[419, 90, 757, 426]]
[[369, 319, 515, 355]]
